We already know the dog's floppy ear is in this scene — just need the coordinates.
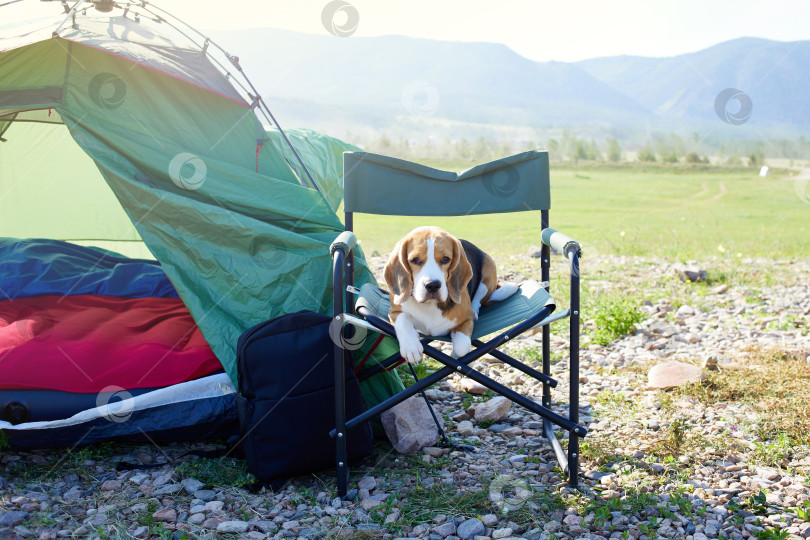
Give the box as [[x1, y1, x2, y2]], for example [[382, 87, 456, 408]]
[[447, 237, 473, 304], [384, 237, 413, 304]]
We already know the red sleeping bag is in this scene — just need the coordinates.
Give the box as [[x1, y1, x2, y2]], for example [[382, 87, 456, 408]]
[[0, 295, 221, 393]]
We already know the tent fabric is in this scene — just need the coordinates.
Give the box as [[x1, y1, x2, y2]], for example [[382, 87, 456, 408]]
[[0, 19, 378, 389], [0, 238, 178, 300], [0, 121, 143, 241], [0, 294, 221, 392]]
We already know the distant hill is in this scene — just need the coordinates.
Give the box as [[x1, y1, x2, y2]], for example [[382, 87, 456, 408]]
[[577, 37, 810, 131], [209, 29, 810, 141]]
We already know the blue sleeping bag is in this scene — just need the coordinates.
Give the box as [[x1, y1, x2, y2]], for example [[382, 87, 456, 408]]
[[0, 238, 178, 300]]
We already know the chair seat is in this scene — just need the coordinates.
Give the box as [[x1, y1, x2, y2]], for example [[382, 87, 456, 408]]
[[356, 280, 555, 341]]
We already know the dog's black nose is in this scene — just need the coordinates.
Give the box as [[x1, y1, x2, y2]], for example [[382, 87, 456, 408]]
[[425, 280, 441, 293]]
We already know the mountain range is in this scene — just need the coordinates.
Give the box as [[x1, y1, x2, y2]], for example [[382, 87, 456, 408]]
[[208, 28, 810, 143]]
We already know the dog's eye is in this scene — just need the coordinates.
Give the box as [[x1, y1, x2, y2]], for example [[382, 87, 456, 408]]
[[410, 258, 422, 266], [440, 256, 451, 264]]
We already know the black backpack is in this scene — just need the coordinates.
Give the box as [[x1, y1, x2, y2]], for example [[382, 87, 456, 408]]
[[235, 310, 373, 488]]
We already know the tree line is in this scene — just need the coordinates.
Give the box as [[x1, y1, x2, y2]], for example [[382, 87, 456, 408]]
[[353, 131, 810, 166]]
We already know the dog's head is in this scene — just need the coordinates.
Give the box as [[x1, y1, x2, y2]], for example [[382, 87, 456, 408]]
[[384, 226, 473, 305]]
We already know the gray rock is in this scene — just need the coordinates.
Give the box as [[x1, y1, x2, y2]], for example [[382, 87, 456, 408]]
[[474, 396, 512, 422], [457, 518, 485, 539], [432, 521, 457, 537], [194, 489, 217, 502], [62, 486, 83, 502], [205, 500, 225, 512], [676, 304, 696, 317], [359, 498, 381, 511], [456, 420, 474, 437], [357, 476, 376, 491], [100, 480, 121, 491], [181, 478, 205, 494], [152, 508, 176, 522], [152, 483, 183, 496], [129, 473, 149, 485], [647, 360, 707, 389], [458, 377, 488, 395], [0, 511, 29, 527], [423, 446, 444, 457], [381, 396, 444, 453], [152, 472, 173, 488], [583, 470, 609, 480], [217, 520, 249, 533], [528, 245, 543, 258], [481, 513, 499, 526]]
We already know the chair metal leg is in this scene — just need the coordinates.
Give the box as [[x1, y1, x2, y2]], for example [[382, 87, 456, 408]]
[[332, 251, 349, 497], [568, 251, 581, 487], [541, 211, 553, 411]]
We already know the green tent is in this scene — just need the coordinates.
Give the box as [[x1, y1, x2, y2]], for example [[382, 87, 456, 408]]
[[0, 4, 389, 393]]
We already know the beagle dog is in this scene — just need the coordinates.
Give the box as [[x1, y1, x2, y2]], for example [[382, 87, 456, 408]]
[[384, 226, 519, 363]]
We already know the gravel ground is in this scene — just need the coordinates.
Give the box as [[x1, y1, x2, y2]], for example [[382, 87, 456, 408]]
[[1, 255, 808, 540]]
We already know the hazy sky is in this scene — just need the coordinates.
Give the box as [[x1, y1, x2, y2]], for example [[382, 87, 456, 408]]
[[4, 0, 810, 62]]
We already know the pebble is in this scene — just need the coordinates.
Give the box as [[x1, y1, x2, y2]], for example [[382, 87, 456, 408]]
[[457, 420, 475, 436], [0, 511, 29, 527], [433, 521, 457, 536], [357, 476, 377, 491], [193, 489, 217, 502], [474, 396, 512, 422], [457, 518, 485, 539], [180, 478, 205, 493], [216, 520, 249, 533], [152, 508, 176, 522]]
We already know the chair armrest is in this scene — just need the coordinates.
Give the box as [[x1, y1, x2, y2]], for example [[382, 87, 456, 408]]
[[541, 228, 581, 258], [330, 231, 357, 257]]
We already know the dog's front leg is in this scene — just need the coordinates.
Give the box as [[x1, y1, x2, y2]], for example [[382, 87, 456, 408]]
[[393, 312, 423, 363], [450, 320, 474, 358]]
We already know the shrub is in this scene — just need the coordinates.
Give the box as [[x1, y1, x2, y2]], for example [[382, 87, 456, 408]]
[[589, 293, 645, 345]]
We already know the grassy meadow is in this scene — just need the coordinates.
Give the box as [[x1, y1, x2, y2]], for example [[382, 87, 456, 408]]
[[352, 161, 810, 260]]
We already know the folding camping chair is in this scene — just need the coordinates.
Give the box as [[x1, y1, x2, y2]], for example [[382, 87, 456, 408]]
[[329, 150, 588, 497]]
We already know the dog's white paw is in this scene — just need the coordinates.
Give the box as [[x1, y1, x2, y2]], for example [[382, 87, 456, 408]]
[[451, 331, 471, 358], [471, 301, 481, 321], [397, 332, 423, 364]]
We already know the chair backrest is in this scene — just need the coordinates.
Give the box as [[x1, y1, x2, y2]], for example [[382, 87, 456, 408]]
[[343, 151, 550, 217]]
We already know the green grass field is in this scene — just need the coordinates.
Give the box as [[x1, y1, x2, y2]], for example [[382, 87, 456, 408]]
[[351, 161, 810, 260]]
